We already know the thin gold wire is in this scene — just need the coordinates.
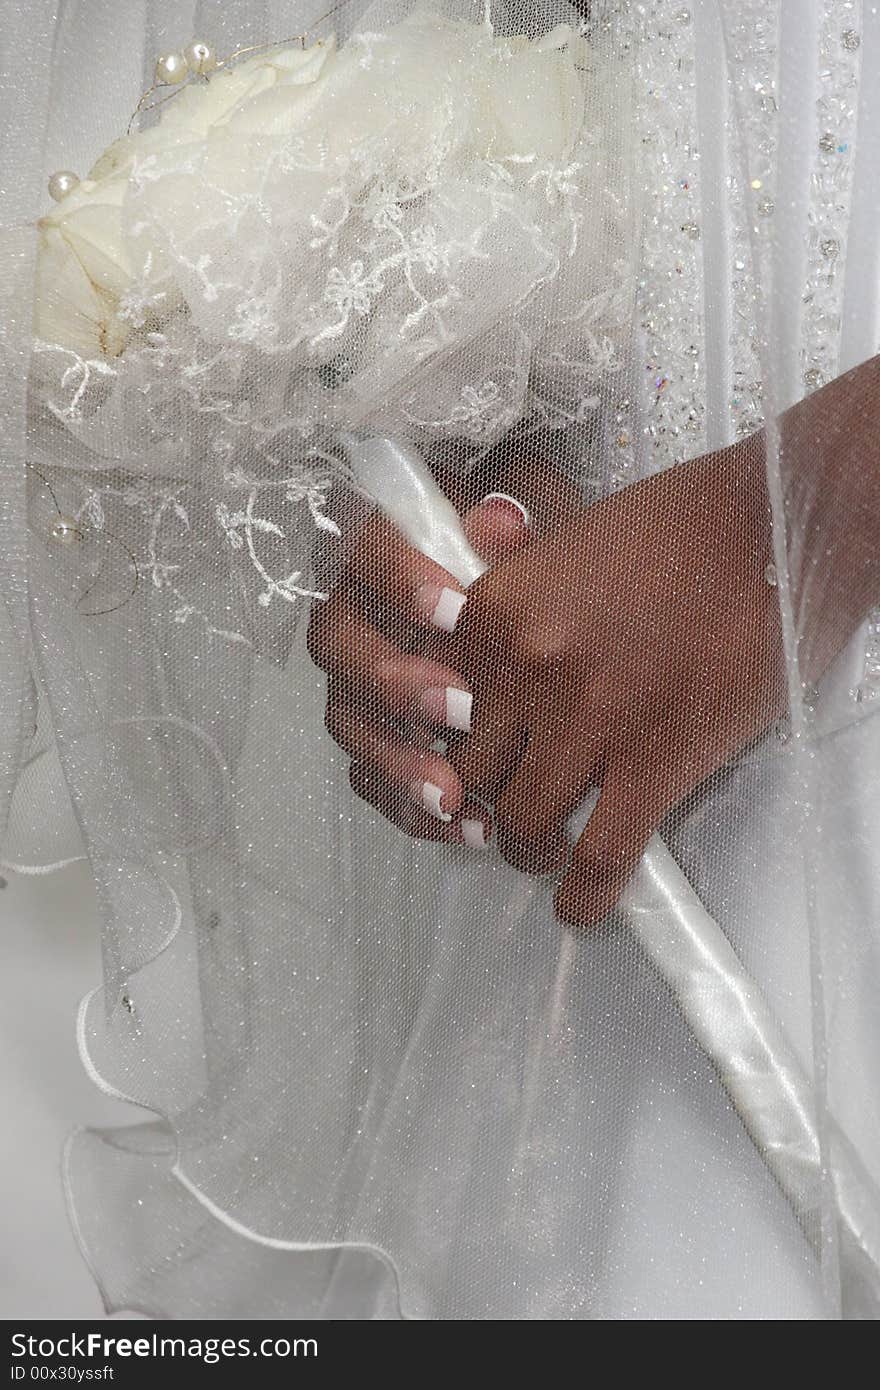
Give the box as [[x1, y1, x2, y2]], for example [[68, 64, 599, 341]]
[[25, 462, 141, 617], [127, 1, 349, 134]]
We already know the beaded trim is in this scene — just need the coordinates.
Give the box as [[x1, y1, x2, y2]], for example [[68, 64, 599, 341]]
[[719, 0, 781, 443], [613, 1, 708, 489], [800, 2, 863, 395]]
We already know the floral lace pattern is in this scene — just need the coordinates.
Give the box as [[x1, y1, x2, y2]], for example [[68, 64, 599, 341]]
[[31, 13, 638, 637], [30, 462, 331, 661], [32, 3, 875, 694]]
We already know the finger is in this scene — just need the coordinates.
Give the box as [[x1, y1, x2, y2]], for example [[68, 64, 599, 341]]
[[348, 511, 468, 634], [349, 761, 493, 848], [463, 446, 584, 536], [326, 699, 464, 823], [447, 690, 525, 799], [309, 586, 473, 733], [493, 726, 605, 877], [554, 754, 678, 929], [486, 453, 583, 533], [461, 492, 531, 567]]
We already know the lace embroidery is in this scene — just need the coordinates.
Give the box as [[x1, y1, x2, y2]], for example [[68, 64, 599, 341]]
[[32, 464, 337, 655], [216, 494, 328, 608], [26, 16, 642, 626]]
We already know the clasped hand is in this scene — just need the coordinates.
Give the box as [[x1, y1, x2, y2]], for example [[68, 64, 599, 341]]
[[308, 444, 785, 926]]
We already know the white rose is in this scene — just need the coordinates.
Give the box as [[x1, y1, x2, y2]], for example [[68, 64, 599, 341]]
[[35, 38, 337, 357], [35, 18, 585, 359], [35, 175, 131, 357]]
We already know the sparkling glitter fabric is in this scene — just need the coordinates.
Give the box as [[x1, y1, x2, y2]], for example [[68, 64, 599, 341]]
[[2, 0, 880, 1319]]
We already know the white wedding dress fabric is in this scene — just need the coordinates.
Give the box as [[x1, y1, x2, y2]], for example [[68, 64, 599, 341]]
[[2, 0, 880, 1319]]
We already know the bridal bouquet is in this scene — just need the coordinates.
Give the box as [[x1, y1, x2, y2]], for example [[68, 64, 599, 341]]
[[32, 8, 634, 606]]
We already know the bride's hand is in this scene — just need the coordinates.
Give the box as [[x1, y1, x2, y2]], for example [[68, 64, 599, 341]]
[[450, 442, 787, 926], [308, 457, 578, 844]]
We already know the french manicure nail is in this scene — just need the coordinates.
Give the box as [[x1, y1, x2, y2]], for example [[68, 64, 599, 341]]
[[414, 583, 467, 633], [417, 779, 452, 823], [445, 687, 472, 732], [462, 817, 490, 849], [422, 686, 472, 733], [482, 492, 531, 528]]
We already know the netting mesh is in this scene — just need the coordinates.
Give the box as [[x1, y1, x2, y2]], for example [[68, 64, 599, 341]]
[[2, 0, 879, 1319]]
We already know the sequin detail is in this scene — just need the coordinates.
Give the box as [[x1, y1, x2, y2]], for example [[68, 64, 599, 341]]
[[719, 0, 781, 442], [801, 0, 863, 394], [611, 0, 707, 489]]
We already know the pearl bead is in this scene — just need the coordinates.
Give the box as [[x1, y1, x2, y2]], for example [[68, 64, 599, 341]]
[[183, 41, 217, 75], [50, 516, 83, 544], [47, 170, 79, 202], [155, 51, 189, 85]]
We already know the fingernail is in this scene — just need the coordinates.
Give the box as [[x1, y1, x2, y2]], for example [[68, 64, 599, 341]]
[[481, 492, 531, 528], [416, 779, 452, 823], [421, 686, 472, 733], [414, 583, 467, 633], [462, 817, 491, 849]]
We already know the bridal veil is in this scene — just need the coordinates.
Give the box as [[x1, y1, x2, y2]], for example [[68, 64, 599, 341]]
[[1, 0, 879, 1318]]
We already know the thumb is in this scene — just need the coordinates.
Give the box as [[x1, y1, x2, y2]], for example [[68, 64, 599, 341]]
[[462, 492, 531, 568]]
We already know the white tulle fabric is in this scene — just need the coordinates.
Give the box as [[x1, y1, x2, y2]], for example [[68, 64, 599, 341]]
[[2, 0, 880, 1320]]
